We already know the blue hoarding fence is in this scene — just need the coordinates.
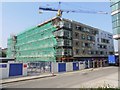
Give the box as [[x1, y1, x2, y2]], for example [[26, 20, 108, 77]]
[[58, 63, 66, 72], [0, 63, 27, 79], [73, 62, 79, 71], [52, 61, 86, 73], [9, 63, 23, 76]]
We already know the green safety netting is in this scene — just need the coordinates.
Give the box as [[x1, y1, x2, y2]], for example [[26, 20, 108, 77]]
[[7, 22, 57, 62]]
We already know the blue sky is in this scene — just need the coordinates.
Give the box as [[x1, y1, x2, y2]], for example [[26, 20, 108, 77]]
[[1, 2, 118, 51]]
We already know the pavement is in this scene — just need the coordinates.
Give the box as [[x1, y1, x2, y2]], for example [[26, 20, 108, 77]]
[[2, 66, 118, 88], [1, 73, 55, 84], [71, 72, 118, 88]]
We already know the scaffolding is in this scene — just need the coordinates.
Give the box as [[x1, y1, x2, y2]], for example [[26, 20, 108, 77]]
[[7, 22, 57, 62], [7, 35, 17, 59]]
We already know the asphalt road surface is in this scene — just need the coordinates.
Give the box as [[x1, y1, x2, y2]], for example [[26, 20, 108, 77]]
[[2, 66, 118, 88]]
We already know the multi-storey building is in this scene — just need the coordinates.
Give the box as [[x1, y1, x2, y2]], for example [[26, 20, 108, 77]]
[[0, 47, 2, 57], [110, 0, 120, 61], [95, 30, 114, 55], [7, 17, 114, 62], [110, 0, 120, 40]]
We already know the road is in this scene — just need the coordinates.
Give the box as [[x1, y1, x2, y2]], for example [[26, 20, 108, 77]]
[[2, 66, 118, 88]]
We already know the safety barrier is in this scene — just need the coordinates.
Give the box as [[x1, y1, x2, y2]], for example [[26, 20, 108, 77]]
[[0, 63, 27, 79], [0, 63, 9, 79], [0, 60, 106, 79], [51, 59, 106, 73], [51, 61, 86, 73]]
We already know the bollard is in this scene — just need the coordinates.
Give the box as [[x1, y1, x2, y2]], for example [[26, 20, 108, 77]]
[[93, 61, 95, 68], [51, 62, 55, 76], [100, 60, 102, 67]]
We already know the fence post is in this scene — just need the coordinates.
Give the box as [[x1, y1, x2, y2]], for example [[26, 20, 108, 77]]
[[52, 62, 54, 76]]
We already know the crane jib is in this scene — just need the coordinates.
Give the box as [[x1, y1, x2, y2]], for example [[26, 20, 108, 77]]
[[39, 7, 58, 11]]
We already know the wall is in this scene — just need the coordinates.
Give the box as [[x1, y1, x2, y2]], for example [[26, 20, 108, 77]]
[[0, 63, 27, 79]]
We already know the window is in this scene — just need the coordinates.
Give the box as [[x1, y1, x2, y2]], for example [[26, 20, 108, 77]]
[[91, 51, 94, 55], [85, 43, 90, 48], [56, 49, 63, 56], [92, 30, 97, 35], [90, 43, 93, 47], [106, 52, 108, 55], [112, 19, 120, 28], [113, 27, 120, 34], [100, 51, 104, 55], [53, 30, 64, 37], [64, 40, 72, 46], [82, 50, 85, 54], [103, 45, 107, 49], [81, 42, 90, 48], [75, 32, 79, 39], [64, 50, 68, 55], [75, 41, 79, 46], [101, 38, 109, 44], [76, 25, 84, 31], [106, 40, 109, 43], [111, 0, 120, 6], [75, 49, 80, 55], [99, 45, 102, 48], [63, 49, 72, 56], [97, 38, 99, 42], [109, 52, 114, 55], [57, 39, 72, 46], [59, 21, 64, 27], [87, 35, 90, 40], [88, 50, 91, 55], [96, 51, 98, 54], [81, 34, 85, 40], [82, 42, 85, 47], [111, 1, 120, 12], [64, 30, 69, 36], [85, 43, 88, 47], [112, 12, 120, 22], [54, 29, 71, 38], [87, 35, 93, 41], [91, 36, 94, 41], [64, 22, 72, 29], [84, 28, 90, 32], [105, 34, 106, 37], [108, 34, 113, 39]]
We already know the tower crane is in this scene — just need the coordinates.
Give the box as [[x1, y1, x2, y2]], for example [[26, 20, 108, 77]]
[[39, 2, 108, 17]]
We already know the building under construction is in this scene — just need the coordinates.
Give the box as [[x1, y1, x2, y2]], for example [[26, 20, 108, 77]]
[[7, 17, 114, 62]]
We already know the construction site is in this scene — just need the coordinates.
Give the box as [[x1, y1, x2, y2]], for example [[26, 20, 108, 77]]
[[7, 16, 114, 67], [5, 2, 116, 74], [1, 2, 119, 88]]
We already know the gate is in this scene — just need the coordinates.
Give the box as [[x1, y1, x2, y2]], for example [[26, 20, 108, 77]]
[[27, 61, 51, 75], [9, 63, 23, 76], [58, 63, 66, 72], [73, 62, 79, 71]]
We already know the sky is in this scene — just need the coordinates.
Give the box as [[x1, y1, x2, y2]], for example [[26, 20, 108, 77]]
[[1, 1, 118, 51]]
